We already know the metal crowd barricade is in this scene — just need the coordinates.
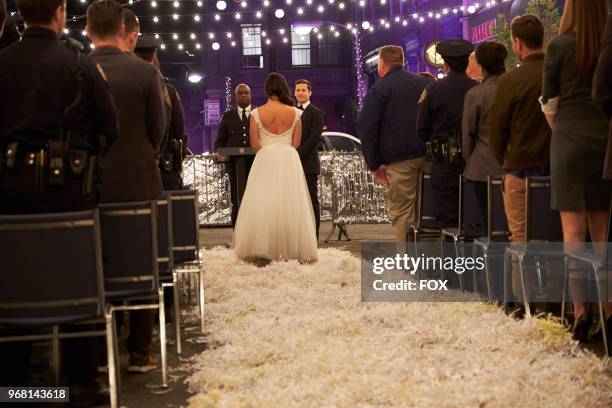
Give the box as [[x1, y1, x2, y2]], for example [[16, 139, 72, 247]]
[[182, 154, 232, 226], [182, 151, 390, 235]]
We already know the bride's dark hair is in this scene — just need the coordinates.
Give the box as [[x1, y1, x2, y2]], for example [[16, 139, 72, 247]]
[[264, 72, 295, 107]]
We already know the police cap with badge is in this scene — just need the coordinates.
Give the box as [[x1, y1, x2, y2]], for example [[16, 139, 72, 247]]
[[436, 39, 474, 61]]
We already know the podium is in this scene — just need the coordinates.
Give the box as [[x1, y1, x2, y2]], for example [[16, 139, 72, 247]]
[[216, 147, 256, 213]]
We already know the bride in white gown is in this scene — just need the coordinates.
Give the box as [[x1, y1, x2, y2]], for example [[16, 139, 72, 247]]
[[233, 73, 318, 263]]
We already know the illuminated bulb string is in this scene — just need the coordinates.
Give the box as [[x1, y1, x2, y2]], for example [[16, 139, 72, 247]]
[[225, 76, 232, 111], [62, 0, 503, 51]]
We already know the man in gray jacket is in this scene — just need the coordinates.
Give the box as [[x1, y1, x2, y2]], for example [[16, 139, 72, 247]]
[[462, 41, 507, 230], [87, 0, 166, 373]]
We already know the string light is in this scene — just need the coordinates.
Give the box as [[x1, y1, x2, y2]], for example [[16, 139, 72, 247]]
[[62, 0, 495, 53], [354, 30, 366, 110], [225, 76, 232, 111]]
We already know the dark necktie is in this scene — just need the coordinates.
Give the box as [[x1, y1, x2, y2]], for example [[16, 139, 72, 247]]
[[298, 105, 304, 111], [241, 109, 248, 125]]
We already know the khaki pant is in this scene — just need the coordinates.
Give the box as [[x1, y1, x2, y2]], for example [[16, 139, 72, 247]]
[[386, 157, 425, 244], [502, 174, 535, 301]]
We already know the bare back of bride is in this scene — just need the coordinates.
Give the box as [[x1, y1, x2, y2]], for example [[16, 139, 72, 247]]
[[232, 73, 318, 263]]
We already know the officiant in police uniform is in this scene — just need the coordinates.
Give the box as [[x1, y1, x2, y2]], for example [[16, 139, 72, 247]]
[[215, 83, 255, 226]]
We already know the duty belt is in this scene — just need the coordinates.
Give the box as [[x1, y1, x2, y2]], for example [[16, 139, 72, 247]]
[[0, 141, 97, 195], [426, 132, 462, 164]]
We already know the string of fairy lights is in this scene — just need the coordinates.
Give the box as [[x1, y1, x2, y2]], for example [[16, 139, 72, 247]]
[[58, 0, 512, 52]]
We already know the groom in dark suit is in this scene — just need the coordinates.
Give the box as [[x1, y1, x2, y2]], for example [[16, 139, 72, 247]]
[[295, 79, 324, 239], [215, 84, 254, 226]]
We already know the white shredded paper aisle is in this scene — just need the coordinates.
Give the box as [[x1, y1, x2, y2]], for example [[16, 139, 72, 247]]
[[186, 247, 612, 407]]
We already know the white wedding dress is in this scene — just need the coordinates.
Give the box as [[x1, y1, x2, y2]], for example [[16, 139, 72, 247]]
[[232, 107, 318, 262]]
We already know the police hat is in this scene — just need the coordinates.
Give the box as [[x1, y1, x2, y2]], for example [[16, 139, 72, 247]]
[[436, 39, 474, 59], [135, 34, 161, 51], [5, 13, 23, 26]]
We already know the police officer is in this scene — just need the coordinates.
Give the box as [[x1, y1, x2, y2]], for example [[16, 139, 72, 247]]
[[134, 34, 189, 191], [0, 0, 119, 403], [215, 84, 255, 226], [417, 39, 479, 229]]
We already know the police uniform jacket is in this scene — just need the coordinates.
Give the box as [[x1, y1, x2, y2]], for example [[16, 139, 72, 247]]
[[215, 107, 252, 150], [0, 28, 119, 153], [91, 46, 166, 202], [417, 72, 479, 144], [358, 66, 429, 171]]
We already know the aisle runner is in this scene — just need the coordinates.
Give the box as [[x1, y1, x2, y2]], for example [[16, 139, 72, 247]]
[[187, 248, 612, 408]]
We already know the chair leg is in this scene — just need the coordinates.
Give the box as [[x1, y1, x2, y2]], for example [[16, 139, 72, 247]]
[[52, 326, 61, 386], [480, 246, 492, 302], [110, 309, 122, 397], [453, 237, 464, 292], [593, 266, 609, 356], [173, 281, 182, 356], [535, 257, 545, 298], [518, 255, 531, 318], [561, 257, 570, 326], [414, 229, 421, 281], [503, 252, 510, 311], [439, 234, 445, 281], [199, 267, 206, 333], [158, 289, 168, 388], [105, 311, 120, 408]]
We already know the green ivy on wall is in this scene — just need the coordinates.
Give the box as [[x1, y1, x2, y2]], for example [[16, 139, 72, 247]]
[[493, 0, 561, 71]]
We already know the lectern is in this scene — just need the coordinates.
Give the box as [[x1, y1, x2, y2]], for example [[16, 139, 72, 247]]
[[216, 147, 256, 212]]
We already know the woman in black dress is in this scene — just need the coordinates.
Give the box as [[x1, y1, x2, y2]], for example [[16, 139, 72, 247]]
[[541, 0, 612, 343]]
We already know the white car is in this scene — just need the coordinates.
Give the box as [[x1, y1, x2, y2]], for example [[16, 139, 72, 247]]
[[319, 132, 361, 152]]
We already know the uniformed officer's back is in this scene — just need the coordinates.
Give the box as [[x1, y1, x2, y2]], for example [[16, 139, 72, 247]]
[[416, 39, 479, 230], [420, 73, 480, 142], [0, 28, 118, 151]]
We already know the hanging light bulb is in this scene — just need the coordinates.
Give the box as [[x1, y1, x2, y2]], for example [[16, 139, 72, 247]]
[[275, 9, 285, 18], [216, 1, 227, 11]]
